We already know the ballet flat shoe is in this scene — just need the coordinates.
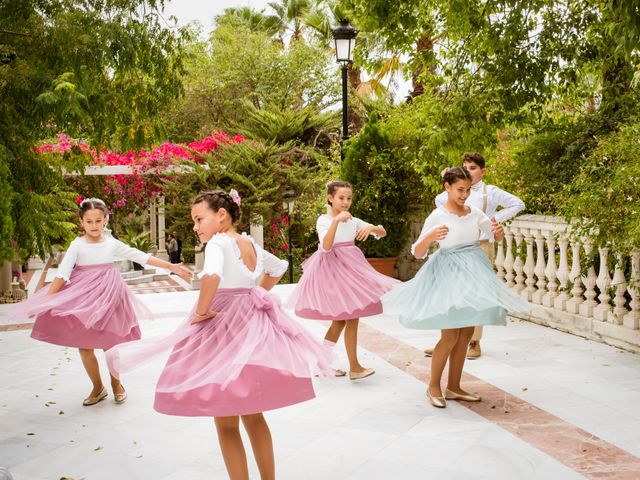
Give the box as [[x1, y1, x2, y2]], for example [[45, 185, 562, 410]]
[[423, 347, 434, 357], [349, 368, 375, 380], [334, 369, 347, 377], [427, 388, 447, 408], [114, 386, 127, 404], [83, 387, 108, 406], [444, 388, 481, 402]]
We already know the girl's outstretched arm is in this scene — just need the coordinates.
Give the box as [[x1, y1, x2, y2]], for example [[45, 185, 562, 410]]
[[146, 256, 192, 282]]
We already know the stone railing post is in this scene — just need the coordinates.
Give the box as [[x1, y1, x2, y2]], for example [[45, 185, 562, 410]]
[[579, 240, 598, 318], [504, 227, 515, 287], [495, 238, 506, 282], [565, 240, 584, 314], [513, 228, 526, 293], [554, 234, 571, 310], [542, 233, 558, 307], [623, 250, 640, 329], [593, 247, 612, 321], [522, 228, 536, 300], [532, 229, 547, 304], [609, 254, 627, 324]]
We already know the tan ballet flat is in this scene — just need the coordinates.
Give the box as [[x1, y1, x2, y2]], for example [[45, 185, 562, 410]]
[[349, 368, 375, 380], [114, 386, 127, 404], [83, 387, 108, 406], [427, 388, 447, 408], [334, 369, 347, 377], [444, 388, 481, 402]]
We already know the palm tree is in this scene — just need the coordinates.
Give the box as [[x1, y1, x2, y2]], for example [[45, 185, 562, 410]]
[[215, 7, 284, 37], [267, 0, 313, 43]]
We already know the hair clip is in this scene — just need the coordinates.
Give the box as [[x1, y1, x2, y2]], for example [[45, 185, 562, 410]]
[[229, 189, 241, 206]]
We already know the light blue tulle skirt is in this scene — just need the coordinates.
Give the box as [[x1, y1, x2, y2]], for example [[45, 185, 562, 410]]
[[381, 242, 531, 330]]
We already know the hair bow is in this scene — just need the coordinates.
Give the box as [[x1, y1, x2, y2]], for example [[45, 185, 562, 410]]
[[229, 189, 241, 206]]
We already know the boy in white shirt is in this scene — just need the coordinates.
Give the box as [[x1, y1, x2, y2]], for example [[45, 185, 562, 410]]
[[425, 152, 525, 358]]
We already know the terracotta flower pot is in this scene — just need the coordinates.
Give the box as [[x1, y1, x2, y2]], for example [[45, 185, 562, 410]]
[[366, 257, 397, 278]]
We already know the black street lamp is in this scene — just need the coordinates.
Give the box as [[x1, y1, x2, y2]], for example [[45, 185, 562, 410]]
[[331, 19, 358, 148], [282, 188, 297, 283]]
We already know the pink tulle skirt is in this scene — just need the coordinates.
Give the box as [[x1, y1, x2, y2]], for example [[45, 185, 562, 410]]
[[10, 264, 150, 350], [288, 242, 401, 320], [107, 287, 333, 417]]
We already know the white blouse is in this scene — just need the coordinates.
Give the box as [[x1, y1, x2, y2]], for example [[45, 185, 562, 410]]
[[198, 233, 288, 288], [412, 206, 494, 259], [435, 180, 524, 241], [56, 236, 151, 282], [316, 214, 378, 250]]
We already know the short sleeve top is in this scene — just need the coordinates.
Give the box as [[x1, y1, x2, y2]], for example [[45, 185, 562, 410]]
[[412, 206, 494, 259], [197, 233, 288, 288], [55, 236, 151, 282], [316, 214, 379, 250]]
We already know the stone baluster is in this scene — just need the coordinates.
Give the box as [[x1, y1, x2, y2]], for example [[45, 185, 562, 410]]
[[579, 240, 598, 317], [495, 238, 506, 282], [156, 196, 168, 260], [149, 199, 157, 249], [513, 228, 526, 293], [191, 245, 205, 290], [608, 254, 628, 325], [542, 233, 558, 307], [565, 239, 584, 314], [623, 250, 640, 329], [532, 229, 547, 304], [593, 247, 612, 321], [504, 227, 516, 287], [522, 228, 536, 300], [554, 234, 571, 310]]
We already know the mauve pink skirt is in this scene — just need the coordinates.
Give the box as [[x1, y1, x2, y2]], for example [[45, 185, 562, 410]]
[[107, 287, 333, 417], [11, 264, 149, 350], [288, 242, 400, 320]]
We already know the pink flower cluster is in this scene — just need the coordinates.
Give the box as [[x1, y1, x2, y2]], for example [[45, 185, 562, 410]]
[[36, 132, 245, 210]]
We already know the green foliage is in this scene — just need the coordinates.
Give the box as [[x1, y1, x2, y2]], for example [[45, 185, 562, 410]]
[[118, 230, 156, 253], [163, 139, 326, 260], [0, 0, 188, 262], [164, 24, 340, 143], [341, 114, 418, 258], [559, 122, 640, 253]]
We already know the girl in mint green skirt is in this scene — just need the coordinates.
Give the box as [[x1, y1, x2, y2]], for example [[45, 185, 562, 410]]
[[382, 167, 530, 408]]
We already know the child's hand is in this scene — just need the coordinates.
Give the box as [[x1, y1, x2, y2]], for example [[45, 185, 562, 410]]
[[334, 211, 352, 223], [191, 309, 222, 325], [355, 225, 375, 241], [170, 263, 193, 282], [491, 217, 504, 241], [427, 225, 448, 242]]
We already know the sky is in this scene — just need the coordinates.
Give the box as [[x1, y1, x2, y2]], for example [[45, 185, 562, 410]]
[[162, 0, 411, 100]]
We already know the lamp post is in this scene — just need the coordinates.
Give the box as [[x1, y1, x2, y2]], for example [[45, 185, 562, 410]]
[[331, 19, 358, 150], [282, 188, 297, 284]]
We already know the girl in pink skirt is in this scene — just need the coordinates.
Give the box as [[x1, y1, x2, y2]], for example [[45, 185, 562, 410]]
[[107, 190, 332, 480], [288, 181, 400, 380], [10, 198, 192, 406]]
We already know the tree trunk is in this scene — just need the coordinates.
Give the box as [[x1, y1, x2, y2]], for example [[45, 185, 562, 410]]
[[408, 34, 434, 101], [347, 64, 364, 133]]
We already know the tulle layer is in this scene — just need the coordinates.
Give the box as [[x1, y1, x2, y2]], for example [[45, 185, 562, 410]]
[[10, 264, 150, 349], [288, 242, 400, 320], [382, 242, 531, 330], [107, 287, 333, 416]]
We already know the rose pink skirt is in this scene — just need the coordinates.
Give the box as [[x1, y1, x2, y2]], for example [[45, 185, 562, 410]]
[[107, 287, 333, 417], [10, 264, 150, 350], [288, 242, 401, 320]]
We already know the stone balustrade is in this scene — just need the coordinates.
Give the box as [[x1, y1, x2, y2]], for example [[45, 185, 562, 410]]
[[494, 214, 640, 353]]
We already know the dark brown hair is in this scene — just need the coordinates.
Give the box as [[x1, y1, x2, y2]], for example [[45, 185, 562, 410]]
[[326, 180, 352, 206], [192, 190, 241, 223], [78, 198, 109, 219], [442, 166, 472, 186], [461, 151, 486, 169]]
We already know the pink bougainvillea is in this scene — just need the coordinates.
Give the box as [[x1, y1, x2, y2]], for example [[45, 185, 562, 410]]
[[36, 132, 244, 210]]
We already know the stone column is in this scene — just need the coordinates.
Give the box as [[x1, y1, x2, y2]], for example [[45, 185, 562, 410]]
[[156, 196, 168, 260], [0, 260, 12, 292], [250, 216, 264, 248], [149, 199, 158, 249]]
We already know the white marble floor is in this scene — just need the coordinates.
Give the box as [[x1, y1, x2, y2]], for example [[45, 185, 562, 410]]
[[0, 285, 638, 479]]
